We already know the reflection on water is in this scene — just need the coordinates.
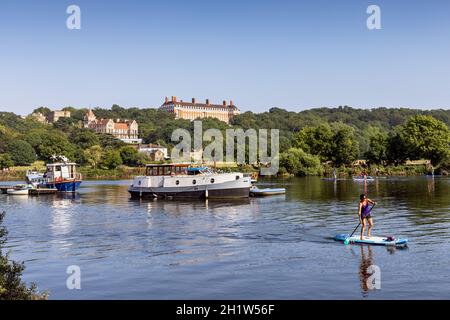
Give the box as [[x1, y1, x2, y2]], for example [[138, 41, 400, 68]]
[[359, 245, 375, 297], [0, 177, 449, 299]]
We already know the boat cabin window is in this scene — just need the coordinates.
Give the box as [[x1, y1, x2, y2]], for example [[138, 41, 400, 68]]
[[146, 165, 189, 176]]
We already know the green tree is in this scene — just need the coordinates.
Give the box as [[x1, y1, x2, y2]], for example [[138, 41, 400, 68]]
[[386, 126, 409, 165], [365, 131, 388, 164], [5, 140, 36, 166], [70, 129, 100, 149], [135, 152, 151, 166], [402, 115, 450, 165], [53, 117, 78, 131], [84, 145, 102, 169], [295, 123, 334, 161], [0, 154, 15, 169], [101, 148, 123, 169], [98, 134, 126, 149], [119, 146, 139, 166], [330, 123, 359, 165], [280, 148, 322, 176], [31, 107, 51, 117], [33, 131, 76, 162]]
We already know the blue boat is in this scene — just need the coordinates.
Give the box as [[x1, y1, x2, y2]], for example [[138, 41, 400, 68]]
[[39, 156, 82, 192]]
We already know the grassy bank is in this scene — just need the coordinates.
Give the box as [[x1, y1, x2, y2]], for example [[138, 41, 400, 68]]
[[1, 163, 446, 183]]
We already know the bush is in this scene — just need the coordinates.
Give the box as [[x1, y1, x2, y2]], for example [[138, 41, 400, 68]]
[[280, 148, 323, 176], [0, 212, 48, 300]]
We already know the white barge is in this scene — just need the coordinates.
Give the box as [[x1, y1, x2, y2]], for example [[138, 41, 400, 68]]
[[128, 164, 251, 199]]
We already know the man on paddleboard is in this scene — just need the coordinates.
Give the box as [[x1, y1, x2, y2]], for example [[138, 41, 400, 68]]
[[359, 194, 377, 240]]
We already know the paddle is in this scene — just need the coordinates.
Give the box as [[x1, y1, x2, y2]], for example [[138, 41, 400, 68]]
[[344, 203, 376, 245]]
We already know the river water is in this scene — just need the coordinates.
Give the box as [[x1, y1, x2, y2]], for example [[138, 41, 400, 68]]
[[1, 176, 449, 299]]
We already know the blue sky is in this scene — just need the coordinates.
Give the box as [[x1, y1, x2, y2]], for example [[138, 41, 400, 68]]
[[1, 0, 450, 114]]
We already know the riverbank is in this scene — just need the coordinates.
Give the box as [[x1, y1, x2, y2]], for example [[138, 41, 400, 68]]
[[1, 163, 446, 182]]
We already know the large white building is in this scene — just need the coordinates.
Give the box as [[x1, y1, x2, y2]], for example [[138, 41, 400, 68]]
[[159, 96, 240, 124]]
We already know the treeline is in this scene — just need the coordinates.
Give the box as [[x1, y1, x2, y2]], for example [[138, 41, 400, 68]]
[[1, 106, 449, 175]]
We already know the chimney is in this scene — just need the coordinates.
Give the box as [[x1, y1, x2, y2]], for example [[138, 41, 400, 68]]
[[206, 99, 209, 105], [172, 96, 177, 102], [165, 96, 168, 103], [192, 98, 196, 104], [223, 100, 227, 106]]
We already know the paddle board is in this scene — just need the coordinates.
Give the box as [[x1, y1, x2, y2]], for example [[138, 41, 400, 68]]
[[334, 234, 408, 246]]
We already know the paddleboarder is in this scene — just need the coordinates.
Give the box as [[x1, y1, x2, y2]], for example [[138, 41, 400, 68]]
[[359, 194, 377, 240]]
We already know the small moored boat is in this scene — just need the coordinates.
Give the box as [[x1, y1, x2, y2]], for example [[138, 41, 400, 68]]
[[352, 175, 375, 182], [250, 186, 286, 197], [6, 184, 34, 195]]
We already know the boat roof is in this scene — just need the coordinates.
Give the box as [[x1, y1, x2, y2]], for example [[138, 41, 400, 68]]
[[187, 167, 208, 172], [145, 163, 192, 168], [46, 162, 77, 167]]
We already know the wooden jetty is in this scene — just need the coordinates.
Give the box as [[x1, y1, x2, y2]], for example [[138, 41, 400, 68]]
[[1, 185, 57, 195], [29, 188, 57, 196], [0, 185, 14, 194]]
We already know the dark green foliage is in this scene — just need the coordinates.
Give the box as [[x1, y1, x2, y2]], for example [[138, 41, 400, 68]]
[[101, 148, 123, 169], [0, 212, 48, 300], [0, 154, 15, 169], [5, 140, 36, 165], [119, 146, 139, 166]]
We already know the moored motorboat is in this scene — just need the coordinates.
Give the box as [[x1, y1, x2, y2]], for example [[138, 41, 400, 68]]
[[26, 170, 45, 187], [37, 156, 82, 192], [250, 186, 286, 197], [128, 164, 251, 199], [6, 184, 34, 195]]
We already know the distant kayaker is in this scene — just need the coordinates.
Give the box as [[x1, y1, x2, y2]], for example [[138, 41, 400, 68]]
[[359, 194, 377, 240]]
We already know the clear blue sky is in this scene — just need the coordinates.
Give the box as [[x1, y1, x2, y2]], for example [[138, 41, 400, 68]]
[[1, 0, 450, 114]]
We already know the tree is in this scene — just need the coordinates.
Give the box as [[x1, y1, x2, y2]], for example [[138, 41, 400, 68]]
[[280, 148, 322, 176], [5, 140, 36, 166], [119, 146, 139, 166], [98, 134, 126, 149], [32, 107, 51, 117], [53, 117, 79, 131], [295, 123, 334, 161], [402, 115, 450, 165], [0, 154, 14, 170], [135, 152, 151, 166], [100, 148, 123, 169], [386, 126, 409, 165], [330, 123, 359, 165], [84, 145, 102, 169], [32, 131, 76, 162], [365, 131, 388, 164], [70, 129, 100, 149]]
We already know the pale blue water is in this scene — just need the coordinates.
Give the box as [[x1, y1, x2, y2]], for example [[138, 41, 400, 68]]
[[1, 177, 449, 299]]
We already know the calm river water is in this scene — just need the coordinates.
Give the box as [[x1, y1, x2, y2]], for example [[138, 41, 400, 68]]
[[1, 177, 449, 299]]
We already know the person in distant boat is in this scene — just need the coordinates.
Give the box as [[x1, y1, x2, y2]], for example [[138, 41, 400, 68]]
[[359, 194, 377, 240]]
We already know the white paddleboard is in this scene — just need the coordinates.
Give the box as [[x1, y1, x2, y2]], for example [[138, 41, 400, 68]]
[[334, 234, 408, 246]]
